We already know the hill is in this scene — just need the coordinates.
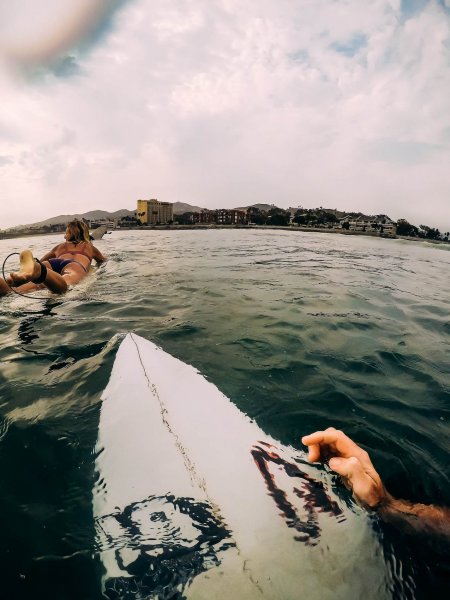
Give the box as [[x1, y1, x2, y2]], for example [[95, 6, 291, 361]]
[[8, 202, 396, 231], [172, 202, 205, 214], [10, 203, 206, 230], [12, 209, 134, 230], [233, 203, 278, 212]]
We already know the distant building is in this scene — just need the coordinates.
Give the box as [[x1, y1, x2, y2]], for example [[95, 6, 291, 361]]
[[340, 215, 397, 237], [321, 208, 347, 219], [137, 199, 174, 225], [216, 209, 246, 225], [177, 209, 246, 225], [380, 217, 396, 237], [50, 223, 66, 233], [89, 219, 117, 228], [200, 210, 216, 224]]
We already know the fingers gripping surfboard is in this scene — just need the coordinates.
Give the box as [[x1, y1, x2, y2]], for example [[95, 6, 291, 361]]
[[94, 333, 390, 599]]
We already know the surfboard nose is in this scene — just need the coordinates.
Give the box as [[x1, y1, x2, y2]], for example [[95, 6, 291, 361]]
[[94, 334, 391, 600]]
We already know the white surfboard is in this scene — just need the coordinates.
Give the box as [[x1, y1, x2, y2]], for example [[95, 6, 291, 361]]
[[90, 225, 108, 240], [93, 333, 391, 599]]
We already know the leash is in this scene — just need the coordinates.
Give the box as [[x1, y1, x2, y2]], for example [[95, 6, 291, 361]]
[[2, 252, 54, 299]]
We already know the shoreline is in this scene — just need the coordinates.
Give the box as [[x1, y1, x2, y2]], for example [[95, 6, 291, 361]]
[[1, 225, 448, 246]]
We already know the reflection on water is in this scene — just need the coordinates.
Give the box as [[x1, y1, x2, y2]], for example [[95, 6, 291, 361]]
[[17, 301, 62, 346], [97, 495, 233, 600], [0, 230, 449, 598], [251, 442, 344, 545]]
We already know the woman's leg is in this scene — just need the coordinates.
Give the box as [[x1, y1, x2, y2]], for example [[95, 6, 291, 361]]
[[7, 250, 68, 294], [1, 256, 46, 296], [0, 278, 11, 296], [0, 278, 45, 296], [60, 266, 87, 287]]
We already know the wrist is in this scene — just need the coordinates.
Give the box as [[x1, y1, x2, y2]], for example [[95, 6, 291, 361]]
[[374, 492, 407, 517], [367, 487, 392, 512]]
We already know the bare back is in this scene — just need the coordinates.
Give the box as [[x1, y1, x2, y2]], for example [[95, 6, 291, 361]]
[[44, 240, 106, 269], [55, 241, 95, 271]]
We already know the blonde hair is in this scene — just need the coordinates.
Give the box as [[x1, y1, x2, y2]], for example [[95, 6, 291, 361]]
[[66, 220, 91, 244]]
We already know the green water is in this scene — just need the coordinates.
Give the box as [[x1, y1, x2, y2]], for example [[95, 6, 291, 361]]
[[0, 229, 449, 598]]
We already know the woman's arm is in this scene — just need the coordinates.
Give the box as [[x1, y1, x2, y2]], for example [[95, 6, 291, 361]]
[[92, 244, 107, 264], [40, 245, 59, 262]]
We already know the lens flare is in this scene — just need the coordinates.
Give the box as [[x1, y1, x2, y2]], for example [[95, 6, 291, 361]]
[[0, 0, 117, 71]]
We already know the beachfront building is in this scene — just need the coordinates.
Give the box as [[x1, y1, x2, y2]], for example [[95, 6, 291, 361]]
[[182, 209, 247, 224], [216, 209, 246, 225], [89, 219, 116, 228], [200, 210, 216, 223], [137, 199, 174, 225], [379, 218, 397, 237], [340, 215, 397, 237]]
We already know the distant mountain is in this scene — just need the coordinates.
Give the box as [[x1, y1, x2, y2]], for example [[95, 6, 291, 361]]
[[172, 202, 205, 214], [11, 203, 207, 230], [9, 202, 398, 231], [233, 203, 278, 212], [13, 209, 135, 230]]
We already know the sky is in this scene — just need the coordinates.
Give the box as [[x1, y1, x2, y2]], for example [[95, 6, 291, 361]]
[[1, 0, 450, 231]]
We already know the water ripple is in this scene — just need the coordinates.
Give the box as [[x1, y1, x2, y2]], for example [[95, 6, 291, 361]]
[[0, 229, 449, 597]]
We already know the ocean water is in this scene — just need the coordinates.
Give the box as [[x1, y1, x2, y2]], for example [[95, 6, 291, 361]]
[[0, 229, 449, 599]]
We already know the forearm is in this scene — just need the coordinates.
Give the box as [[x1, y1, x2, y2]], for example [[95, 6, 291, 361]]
[[93, 247, 107, 263], [301, 429, 450, 546], [377, 494, 450, 541]]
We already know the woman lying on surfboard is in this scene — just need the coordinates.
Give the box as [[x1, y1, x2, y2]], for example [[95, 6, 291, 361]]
[[0, 219, 106, 296]]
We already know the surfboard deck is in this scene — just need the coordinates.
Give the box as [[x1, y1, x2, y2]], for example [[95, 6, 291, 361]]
[[93, 333, 391, 599]]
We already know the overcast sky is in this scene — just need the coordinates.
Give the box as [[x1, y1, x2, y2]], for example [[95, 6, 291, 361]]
[[1, 0, 450, 231]]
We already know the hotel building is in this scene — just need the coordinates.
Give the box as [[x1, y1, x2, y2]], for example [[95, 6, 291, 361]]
[[137, 199, 174, 225]]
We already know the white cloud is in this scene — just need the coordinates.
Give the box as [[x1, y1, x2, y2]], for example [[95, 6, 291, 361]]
[[0, 0, 450, 230]]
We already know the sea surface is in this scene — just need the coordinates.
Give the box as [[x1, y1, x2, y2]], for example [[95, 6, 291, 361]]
[[0, 229, 449, 599]]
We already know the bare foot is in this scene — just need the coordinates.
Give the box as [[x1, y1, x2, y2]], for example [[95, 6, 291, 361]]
[[6, 250, 42, 287]]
